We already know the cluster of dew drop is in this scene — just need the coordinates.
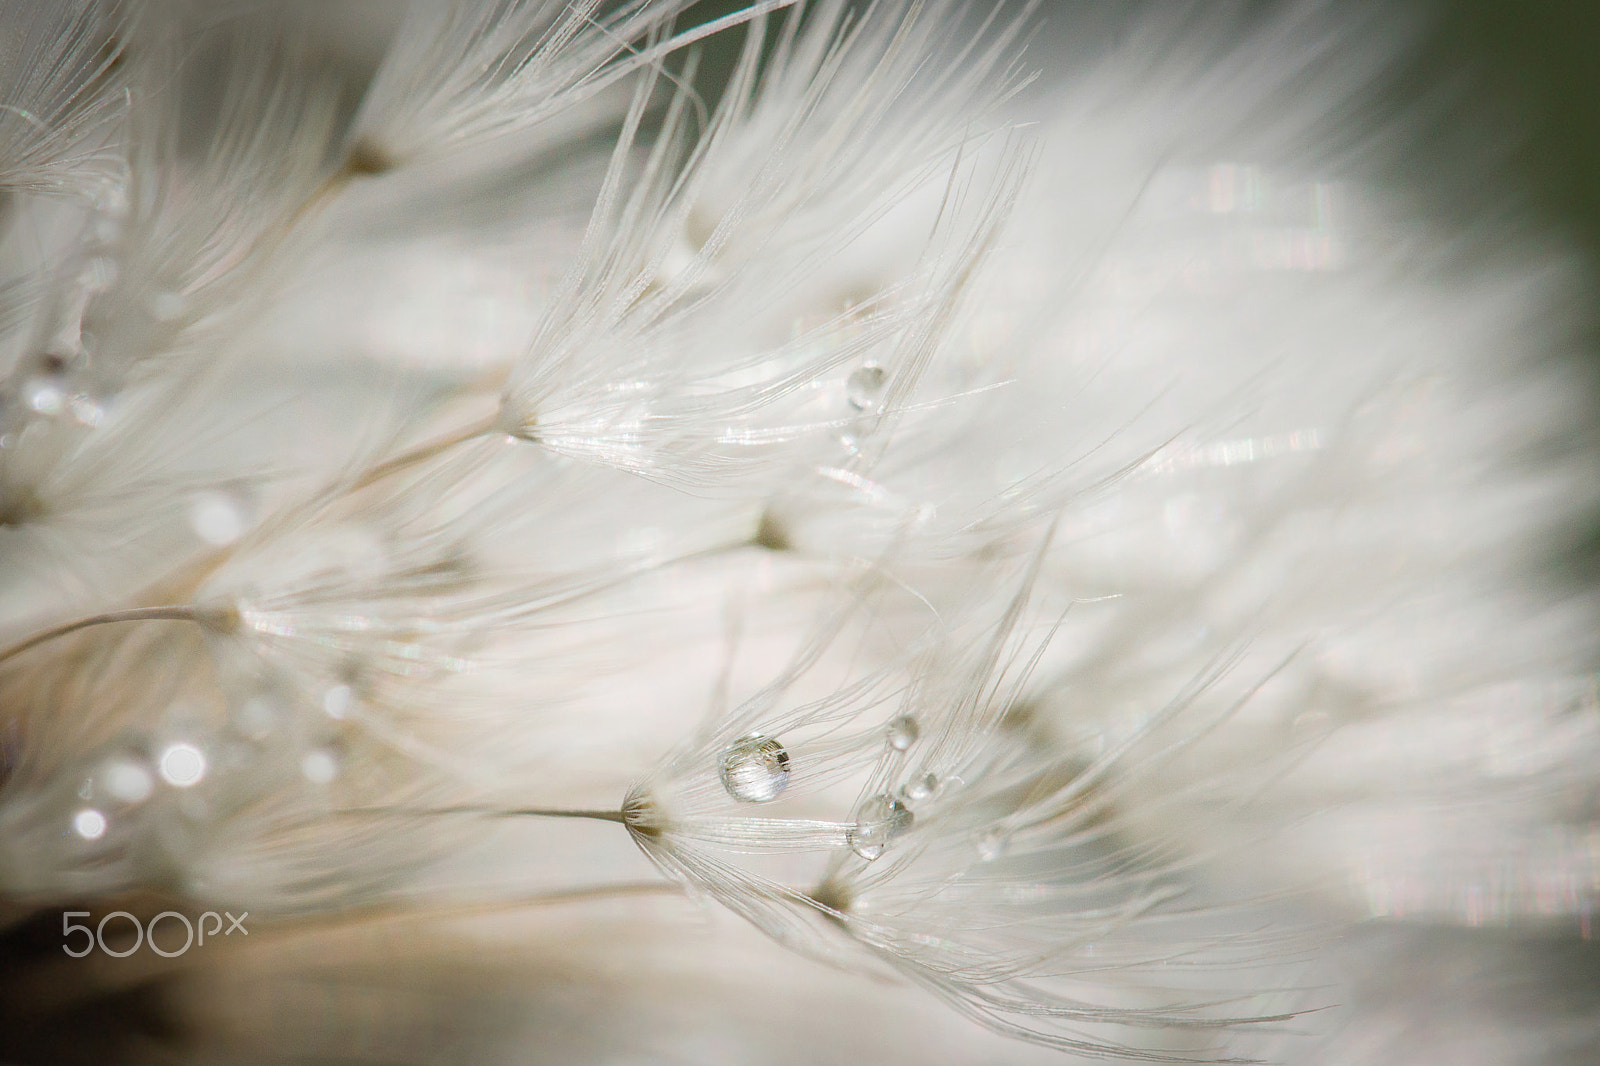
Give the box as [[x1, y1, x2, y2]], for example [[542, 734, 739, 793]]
[[713, 709, 947, 864], [64, 737, 209, 850], [52, 670, 364, 874], [1, 188, 148, 528], [838, 361, 888, 456]]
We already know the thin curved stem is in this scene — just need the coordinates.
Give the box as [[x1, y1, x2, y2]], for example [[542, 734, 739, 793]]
[[0, 605, 206, 666], [338, 804, 629, 826], [503, 806, 630, 824], [346, 413, 503, 494]]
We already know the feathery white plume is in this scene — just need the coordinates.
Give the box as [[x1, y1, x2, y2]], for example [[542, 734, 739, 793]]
[[0, 3, 1597, 1064]]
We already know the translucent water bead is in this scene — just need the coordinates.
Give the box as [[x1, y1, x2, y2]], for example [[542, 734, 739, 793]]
[[719, 734, 792, 803], [72, 808, 108, 840], [20, 376, 67, 417], [300, 748, 340, 785], [886, 714, 919, 751], [15, 371, 106, 427], [157, 743, 207, 788], [976, 828, 1009, 862], [846, 363, 888, 411], [99, 755, 154, 804], [900, 772, 938, 803], [848, 793, 913, 861]]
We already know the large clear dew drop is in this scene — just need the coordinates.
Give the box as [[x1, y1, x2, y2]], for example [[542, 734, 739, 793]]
[[719, 734, 792, 803]]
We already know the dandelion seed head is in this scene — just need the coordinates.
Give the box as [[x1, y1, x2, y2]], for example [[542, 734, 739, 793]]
[[0, 0, 1595, 1060]]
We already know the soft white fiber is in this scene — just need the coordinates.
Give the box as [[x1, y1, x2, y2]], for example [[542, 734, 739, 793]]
[[0, 2, 1595, 1063]]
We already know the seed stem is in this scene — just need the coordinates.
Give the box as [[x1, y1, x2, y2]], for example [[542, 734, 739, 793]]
[[338, 804, 629, 826], [346, 413, 503, 493], [0, 605, 209, 665]]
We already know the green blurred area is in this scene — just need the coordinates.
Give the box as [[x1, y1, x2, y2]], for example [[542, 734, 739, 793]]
[[1379, 1, 1600, 270]]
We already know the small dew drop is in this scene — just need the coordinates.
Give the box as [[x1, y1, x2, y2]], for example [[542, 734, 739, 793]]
[[101, 756, 154, 804], [848, 793, 913, 861], [21, 377, 65, 417], [301, 749, 339, 784], [232, 696, 281, 741], [158, 743, 206, 788], [73, 808, 107, 840], [977, 828, 1009, 862], [68, 394, 105, 427], [323, 685, 352, 720], [189, 491, 247, 546], [845, 363, 887, 411], [719, 734, 791, 803], [886, 715, 919, 751], [900, 772, 939, 803]]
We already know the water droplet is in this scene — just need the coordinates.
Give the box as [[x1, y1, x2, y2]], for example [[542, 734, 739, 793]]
[[21, 376, 65, 417], [900, 772, 939, 802], [719, 734, 791, 803], [886, 715, 919, 751], [846, 363, 887, 411], [301, 748, 339, 784], [231, 695, 282, 741], [323, 684, 353, 720], [848, 793, 913, 861], [73, 808, 107, 840], [100, 756, 154, 804], [977, 828, 1008, 861], [158, 743, 206, 788], [68, 394, 105, 427], [189, 491, 247, 546]]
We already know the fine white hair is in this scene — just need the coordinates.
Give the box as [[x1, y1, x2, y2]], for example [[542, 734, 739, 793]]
[[0, 2, 1595, 1063]]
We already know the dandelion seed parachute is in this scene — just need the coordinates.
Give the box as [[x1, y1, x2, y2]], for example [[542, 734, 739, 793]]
[[0, 2, 1598, 1065], [0, 0, 124, 196]]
